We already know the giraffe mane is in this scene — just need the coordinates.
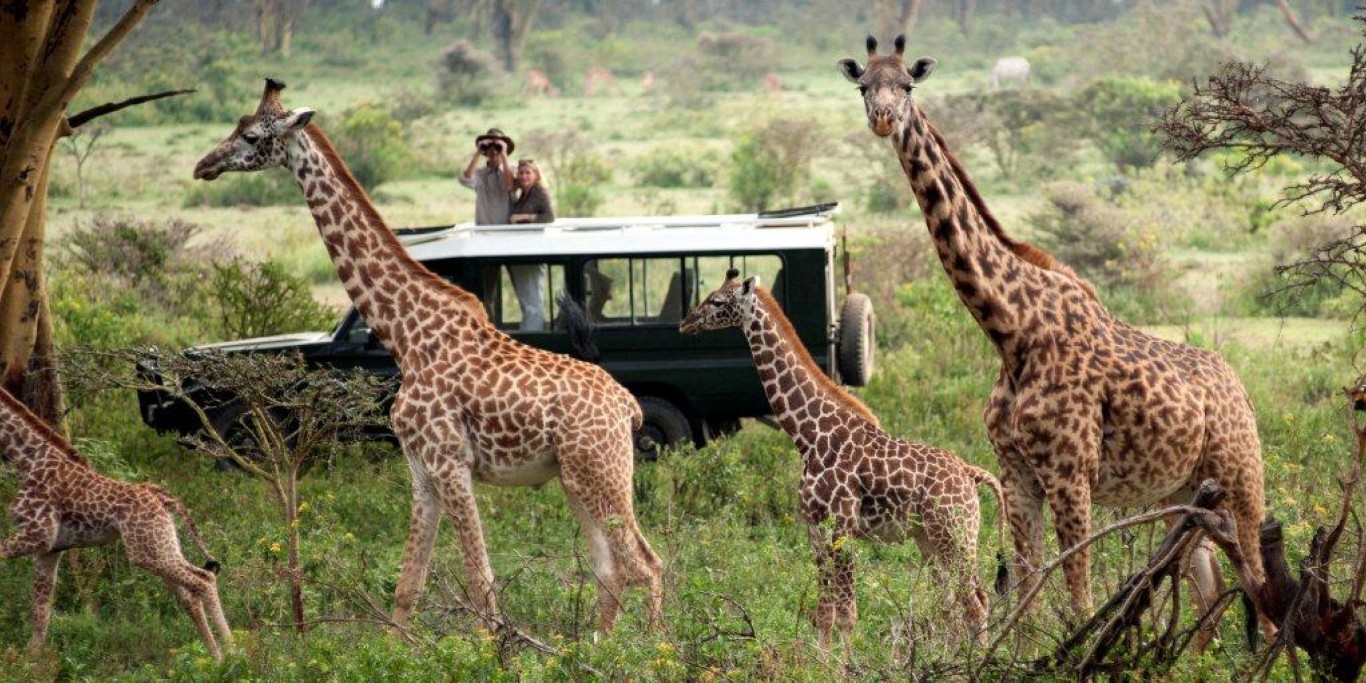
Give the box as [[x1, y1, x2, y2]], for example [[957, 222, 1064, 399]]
[[924, 120, 1100, 301], [302, 125, 490, 319], [0, 388, 86, 467], [752, 287, 881, 428]]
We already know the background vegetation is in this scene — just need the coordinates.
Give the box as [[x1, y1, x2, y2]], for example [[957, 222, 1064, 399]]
[[4, 0, 1366, 679]]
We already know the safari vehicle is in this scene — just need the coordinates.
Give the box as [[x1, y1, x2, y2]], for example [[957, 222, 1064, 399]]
[[136, 203, 875, 455]]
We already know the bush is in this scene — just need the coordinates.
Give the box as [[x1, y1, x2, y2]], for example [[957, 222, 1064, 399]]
[[937, 90, 1080, 184], [436, 40, 502, 106], [327, 102, 413, 191], [1076, 77, 1183, 171], [693, 31, 778, 91], [211, 258, 339, 339], [523, 129, 613, 216], [629, 147, 718, 188], [1234, 216, 1360, 318], [183, 169, 299, 208], [729, 117, 826, 212], [1029, 181, 1187, 322]]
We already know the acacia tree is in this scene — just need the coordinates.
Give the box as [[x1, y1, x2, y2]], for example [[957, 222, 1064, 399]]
[[0, 0, 161, 429], [1159, 13, 1366, 318]]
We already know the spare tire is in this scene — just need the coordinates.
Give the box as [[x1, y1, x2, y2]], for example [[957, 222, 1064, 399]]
[[838, 293, 875, 387]]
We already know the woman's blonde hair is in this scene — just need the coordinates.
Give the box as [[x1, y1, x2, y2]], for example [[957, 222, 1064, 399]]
[[517, 159, 544, 187]]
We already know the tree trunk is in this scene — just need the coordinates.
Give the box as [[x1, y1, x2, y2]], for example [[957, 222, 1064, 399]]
[[1276, 0, 1315, 44], [955, 0, 977, 34], [1202, 0, 1237, 38], [0, 0, 159, 430]]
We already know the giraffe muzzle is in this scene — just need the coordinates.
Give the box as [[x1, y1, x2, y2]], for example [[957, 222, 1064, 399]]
[[870, 111, 897, 137]]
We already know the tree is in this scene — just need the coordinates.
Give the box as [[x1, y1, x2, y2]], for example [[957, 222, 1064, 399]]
[[256, 0, 308, 57], [0, 1, 161, 430], [490, 0, 541, 72]]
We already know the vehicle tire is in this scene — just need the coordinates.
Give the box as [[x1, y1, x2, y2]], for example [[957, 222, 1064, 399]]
[[838, 293, 875, 387], [635, 396, 692, 462]]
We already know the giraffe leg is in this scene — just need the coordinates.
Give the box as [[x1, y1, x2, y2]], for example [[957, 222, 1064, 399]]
[[26, 552, 61, 656], [566, 494, 624, 632], [806, 524, 837, 649], [807, 521, 857, 650], [1043, 478, 1095, 618], [166, 580, 221, 660], [429, 463, 501, 631], [996, 457, 1046, 604], [0, 508, 59, 560], [198, 569, 233, 649], [1186, 536, 1225, 652], [921, 496, 989, 646], [391, 481, 441, 629], [558, 453, 664, 632]]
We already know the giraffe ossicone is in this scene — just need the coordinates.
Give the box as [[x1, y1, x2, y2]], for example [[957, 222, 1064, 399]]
[[194, 78, 663, 634], [841, 35, 1270, 642], [680, 270, 1007, 648], [0, 388, 231, 659]]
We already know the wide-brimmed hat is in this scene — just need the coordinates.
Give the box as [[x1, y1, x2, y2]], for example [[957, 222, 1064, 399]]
[[475, 128, 515, 154]]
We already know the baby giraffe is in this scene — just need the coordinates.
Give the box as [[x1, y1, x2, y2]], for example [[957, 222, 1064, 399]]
[[680, 270, 1004, 647], [0, 388, 231, 659]]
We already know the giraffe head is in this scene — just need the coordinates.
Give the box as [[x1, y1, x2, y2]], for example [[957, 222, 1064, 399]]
[[838, 35, 936, 138], [679, 268, 760, 334], [193, 78, 315, 181]]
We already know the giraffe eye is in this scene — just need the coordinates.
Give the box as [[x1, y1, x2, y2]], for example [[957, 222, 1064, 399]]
[[902, 84, 915, 93], [242, 133, 260, 145], [857, 85, 869, 95]]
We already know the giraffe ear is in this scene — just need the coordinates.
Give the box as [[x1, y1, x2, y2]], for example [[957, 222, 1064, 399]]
[[838, 58, 865, 83], [908, 57, 937, 83], [283, 107, 315, 132], [741, 276, 760, 295]]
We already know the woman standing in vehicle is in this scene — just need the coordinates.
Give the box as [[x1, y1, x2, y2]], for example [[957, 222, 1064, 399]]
[[510, 159, 554, 224]]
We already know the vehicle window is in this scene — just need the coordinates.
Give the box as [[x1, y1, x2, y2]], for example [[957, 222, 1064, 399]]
[[480, 263, 565, 332], [689, 254, 786, 308], [583, 254, 784, 326]]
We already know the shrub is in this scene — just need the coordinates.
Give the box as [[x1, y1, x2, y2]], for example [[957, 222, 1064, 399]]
[[523, 129, 613, 216], [327, 102, 413, 191], [729, 117, 826, 212], [436, 40, 502, 106], [211, 258, 339, 339], [937, 90, 1080, 184], [1234, 215, 1360, 318], [1029, 181, 1187, 322], [183, 169, 298, 208], [693, 31, 778, 91], [1075, 77, 1183, 171], [629, 148, 718, 188], [846, 223, 935, 349]]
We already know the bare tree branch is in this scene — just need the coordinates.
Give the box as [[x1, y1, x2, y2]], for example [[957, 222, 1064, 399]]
[[66, 88, 195, 130]]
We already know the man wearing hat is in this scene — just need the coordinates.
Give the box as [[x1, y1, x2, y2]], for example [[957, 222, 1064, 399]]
[[459, 128, 516, 225], [459, 128, 547, 330]]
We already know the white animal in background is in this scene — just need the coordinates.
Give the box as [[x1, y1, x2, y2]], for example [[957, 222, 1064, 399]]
[[990, 56, 1031, 90]]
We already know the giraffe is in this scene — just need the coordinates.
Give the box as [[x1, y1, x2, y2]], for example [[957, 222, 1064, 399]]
[[0, 388, 230, 659], [838, 35, 1267, 631], [192, 79, 662, 634], [679, 269, 1006, 647]]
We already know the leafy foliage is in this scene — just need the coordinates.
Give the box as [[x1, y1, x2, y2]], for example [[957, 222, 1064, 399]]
[[436, 40, 503, 106], [183, 169, 299, 208], [211, 257, 338, 339], [728, 117, 826, 212], [327, 103, 413, 191], [937, 90, 1080, 183], [523, 129, 612, 216], [1076, 77, 1183, 171]]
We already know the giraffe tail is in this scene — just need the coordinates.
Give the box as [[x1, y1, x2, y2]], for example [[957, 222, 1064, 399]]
[[966, 464, 1010, 596], [151, 485, 221, 574], [557, 292, 601, 363]]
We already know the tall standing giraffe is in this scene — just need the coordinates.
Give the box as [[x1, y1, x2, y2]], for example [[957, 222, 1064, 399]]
[[838, 36, 1267, 625], [0, 388, 231, 659], [192, 79, 662, 633], [680, 269, 1006, 647]]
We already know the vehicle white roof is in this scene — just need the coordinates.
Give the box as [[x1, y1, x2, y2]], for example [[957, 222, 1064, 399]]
[[399, 208, 838, 261]]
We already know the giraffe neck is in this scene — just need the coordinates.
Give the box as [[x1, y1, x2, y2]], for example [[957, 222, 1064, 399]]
[[742, 288, 878, 454], [895, 105, 1054, 345], [285, 126, 488, 359], [0, 389, 83, 478]]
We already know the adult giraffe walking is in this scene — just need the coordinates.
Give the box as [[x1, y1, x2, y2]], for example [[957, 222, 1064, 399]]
[[838, 36, 1268, 634], [193, 79, 662, 634]]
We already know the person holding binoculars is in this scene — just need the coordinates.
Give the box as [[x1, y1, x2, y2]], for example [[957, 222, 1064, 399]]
[[459, 128, 516, 225]]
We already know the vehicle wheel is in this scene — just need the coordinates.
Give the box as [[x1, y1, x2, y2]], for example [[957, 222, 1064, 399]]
[[635, 396, 692, 462], [838, 292, 875, 387], [703, 418, 742, 443]]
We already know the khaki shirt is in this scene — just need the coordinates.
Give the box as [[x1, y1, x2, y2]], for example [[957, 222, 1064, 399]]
[[459, 165, 513, 225]]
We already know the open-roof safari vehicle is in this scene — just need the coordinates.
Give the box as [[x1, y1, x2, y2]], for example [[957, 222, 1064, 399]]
[[137, 203, 876, 457]]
